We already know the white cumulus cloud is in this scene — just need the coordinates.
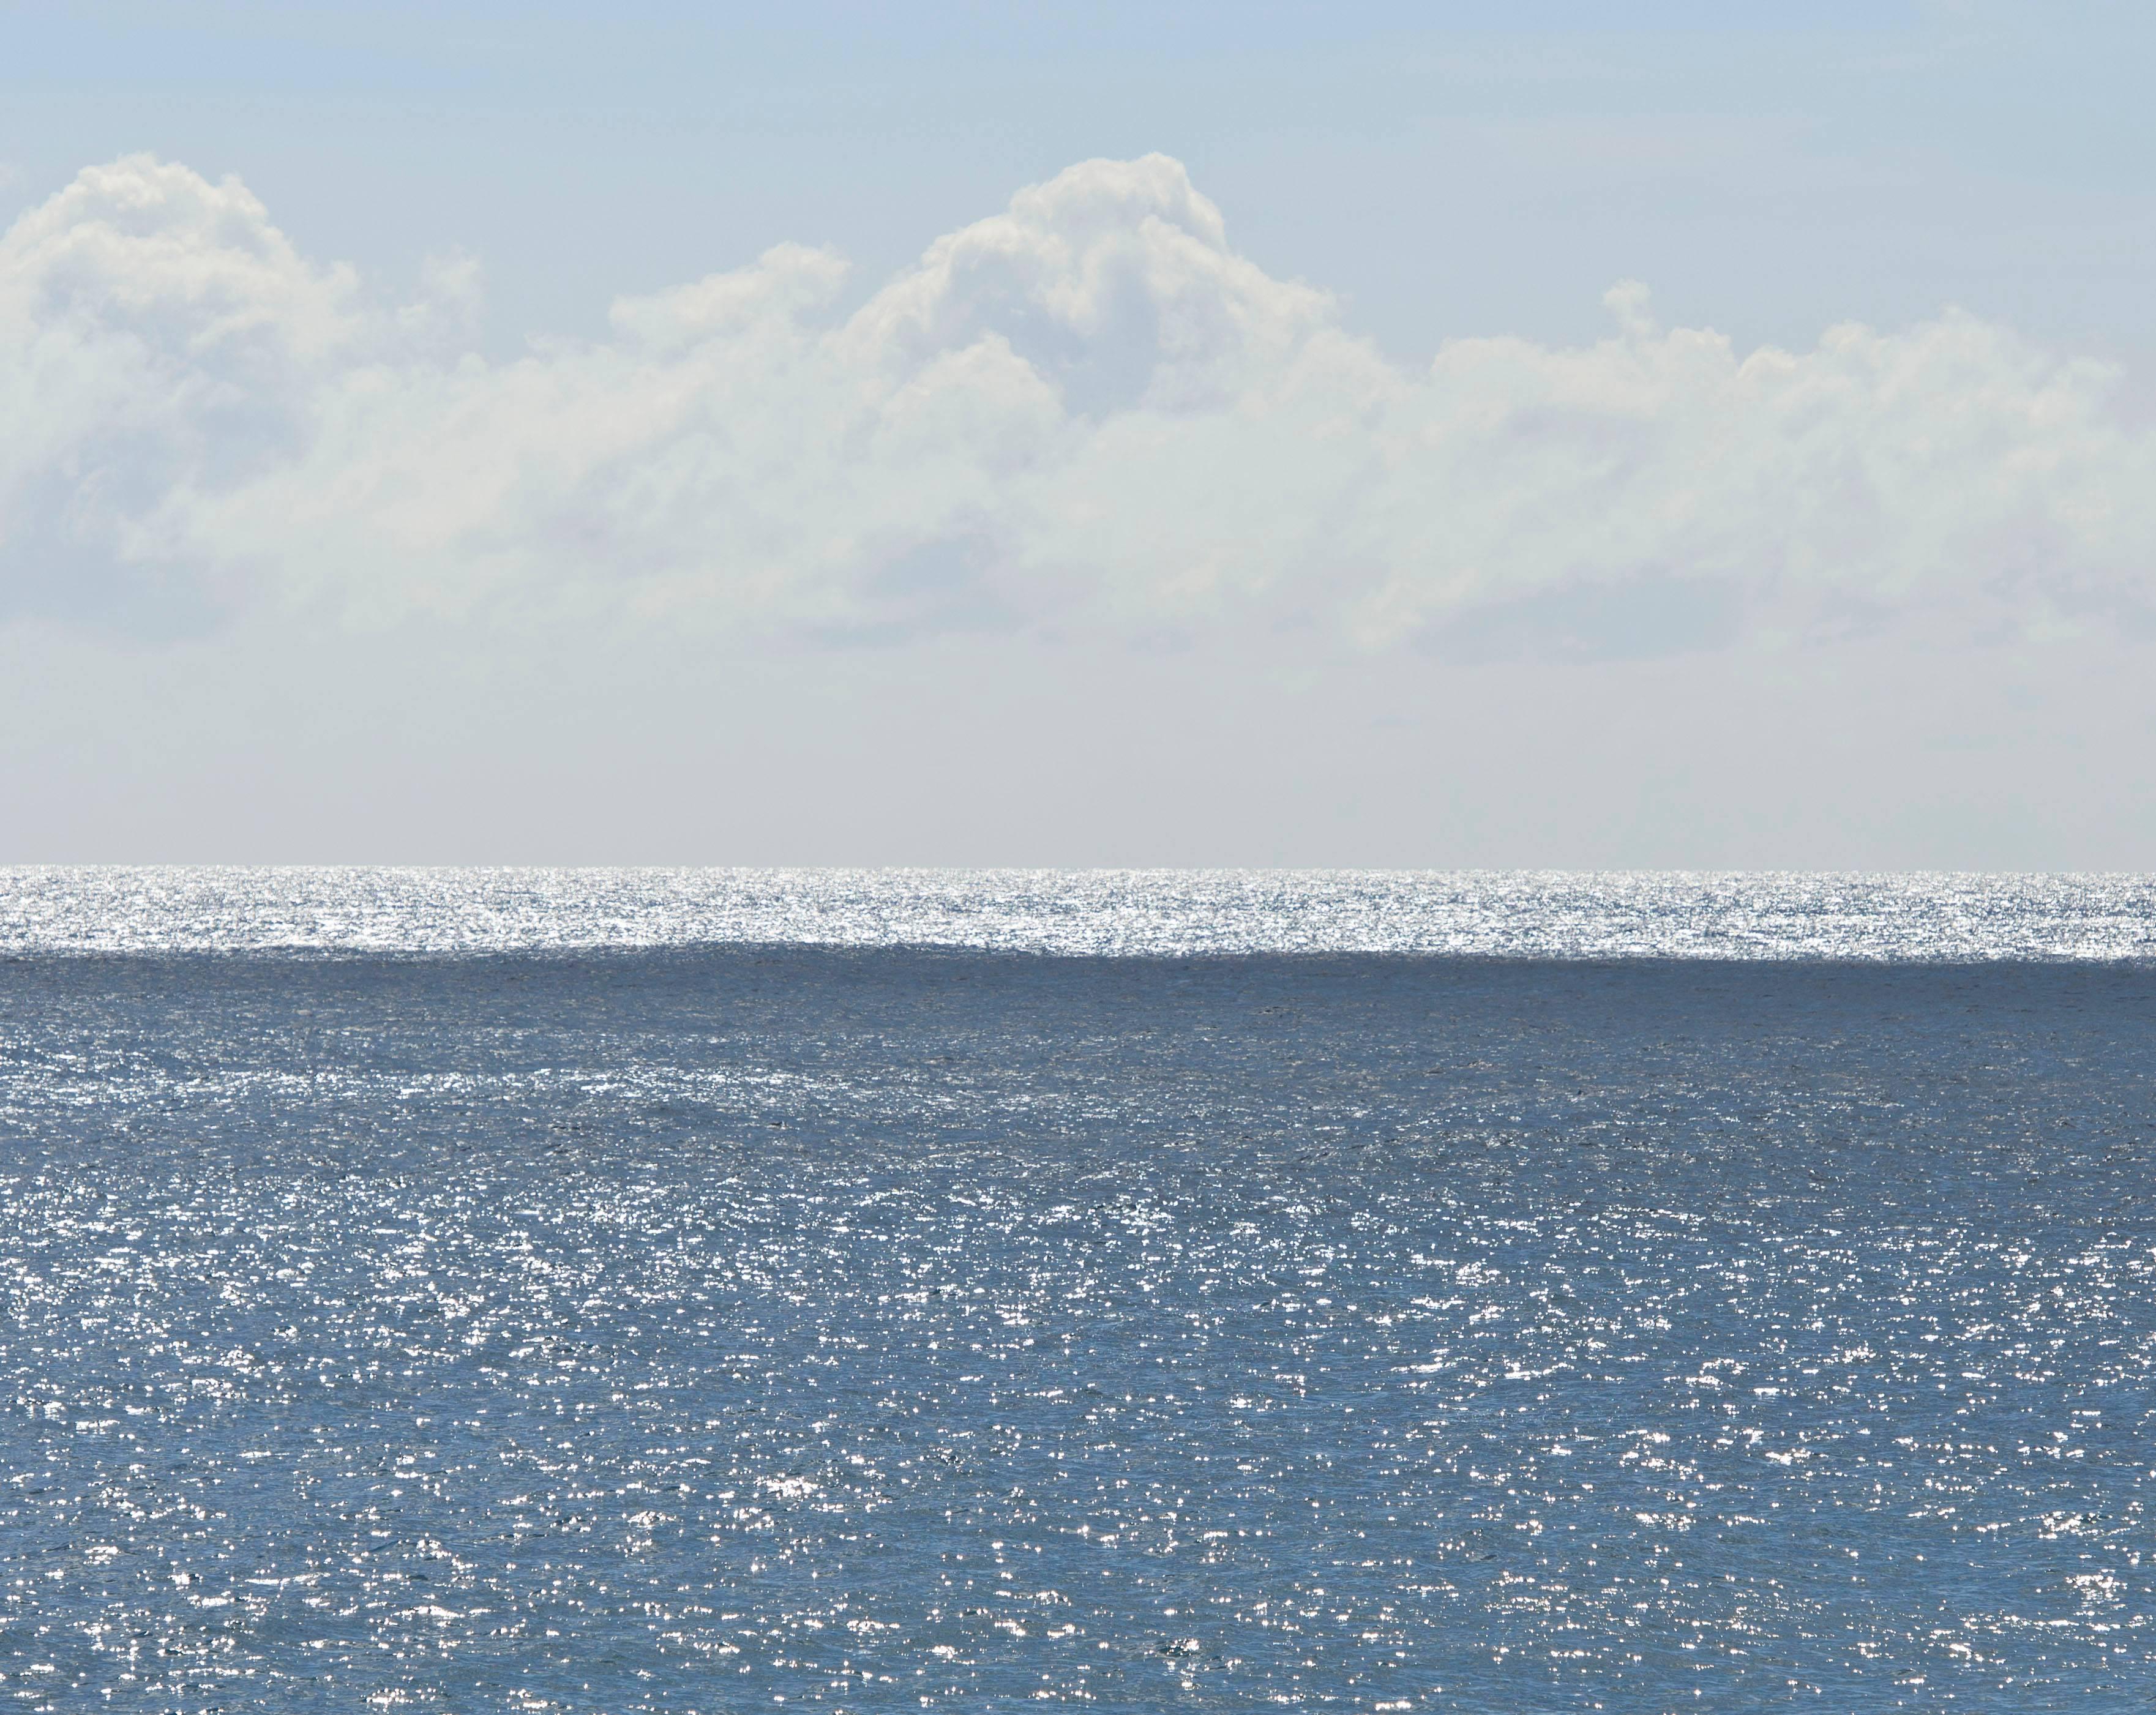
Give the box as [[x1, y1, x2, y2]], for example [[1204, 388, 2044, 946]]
[[3, 150, 2152, 654]]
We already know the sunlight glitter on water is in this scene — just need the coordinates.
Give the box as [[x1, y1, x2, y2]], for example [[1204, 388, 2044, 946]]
[[1, 866, 2152, 960], [1, 907, 2152, 1710]]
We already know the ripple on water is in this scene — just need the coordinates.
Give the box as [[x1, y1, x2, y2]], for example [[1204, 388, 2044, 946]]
[[0, 944, 2152, 1711]]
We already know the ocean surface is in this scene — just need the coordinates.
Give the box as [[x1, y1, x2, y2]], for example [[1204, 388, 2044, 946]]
[[1, 870, 2152, 1712]]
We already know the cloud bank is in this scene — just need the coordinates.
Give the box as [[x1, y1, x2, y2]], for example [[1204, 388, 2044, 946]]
[[5, 152, 2152, 656]]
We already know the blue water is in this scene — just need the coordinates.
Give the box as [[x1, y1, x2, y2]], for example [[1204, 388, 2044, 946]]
[[3, 936, 2154, 1710]]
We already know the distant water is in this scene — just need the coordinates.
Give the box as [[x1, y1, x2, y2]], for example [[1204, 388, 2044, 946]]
[[2, 873, 2153, 1712], [3, 865, 2155, 960]]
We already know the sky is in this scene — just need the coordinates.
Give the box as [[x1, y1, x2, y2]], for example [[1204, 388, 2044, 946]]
[[5, 0, 2155, 866]]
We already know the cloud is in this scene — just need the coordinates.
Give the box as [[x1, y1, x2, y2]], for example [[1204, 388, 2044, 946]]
[[4, 151, 2153, 654]]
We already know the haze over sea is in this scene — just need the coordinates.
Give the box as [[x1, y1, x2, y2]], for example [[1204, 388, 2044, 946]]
[[3, 869, 2152, 1712]]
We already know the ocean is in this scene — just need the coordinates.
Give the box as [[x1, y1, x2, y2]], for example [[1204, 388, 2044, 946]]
[[1, 870, 2151, 1711]]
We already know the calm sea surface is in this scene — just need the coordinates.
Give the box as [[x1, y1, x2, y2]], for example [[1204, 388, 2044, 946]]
[[1, 872, 2152, 1712]]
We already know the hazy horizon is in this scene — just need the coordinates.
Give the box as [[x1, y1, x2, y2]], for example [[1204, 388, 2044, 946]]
[[7, 4, 2155, 867]]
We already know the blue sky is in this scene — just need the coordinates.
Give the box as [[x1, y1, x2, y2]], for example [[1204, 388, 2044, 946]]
[[4, 3, 2154, 864], [11, 1, 2152, 363]]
